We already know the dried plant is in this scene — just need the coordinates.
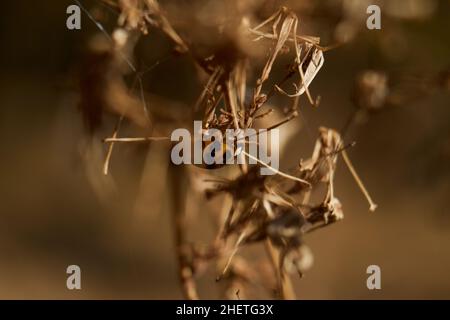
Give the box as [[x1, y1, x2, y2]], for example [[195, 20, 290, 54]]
[[77, 0, 379, 299]]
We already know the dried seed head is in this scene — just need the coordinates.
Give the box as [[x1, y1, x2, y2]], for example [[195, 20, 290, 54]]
[[77, 0, 381, 299], [267, 207, 305, 247]]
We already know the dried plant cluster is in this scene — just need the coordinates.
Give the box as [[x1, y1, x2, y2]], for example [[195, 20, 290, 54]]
[[77, 0, 380, 299]]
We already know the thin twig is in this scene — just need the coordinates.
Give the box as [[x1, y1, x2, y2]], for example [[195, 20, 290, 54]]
[[241, 151, 311, 187], [342, 150, 377, 212]]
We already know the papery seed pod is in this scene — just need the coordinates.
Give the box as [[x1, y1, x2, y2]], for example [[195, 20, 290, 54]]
[[323, 197, 344, 224], [283, 245, 314, 276], [353, 70, 389, 111], [305, 197, 344, 227]]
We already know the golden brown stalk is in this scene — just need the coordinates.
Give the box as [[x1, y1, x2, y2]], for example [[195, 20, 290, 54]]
[[103, 116, 124, 175], [169, 163, 199, 300], [265, 240, 296, 300], [342, 150, 378, 212]]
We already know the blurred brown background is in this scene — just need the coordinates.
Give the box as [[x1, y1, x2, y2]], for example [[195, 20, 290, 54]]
[[0, 0, 449, 299]]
